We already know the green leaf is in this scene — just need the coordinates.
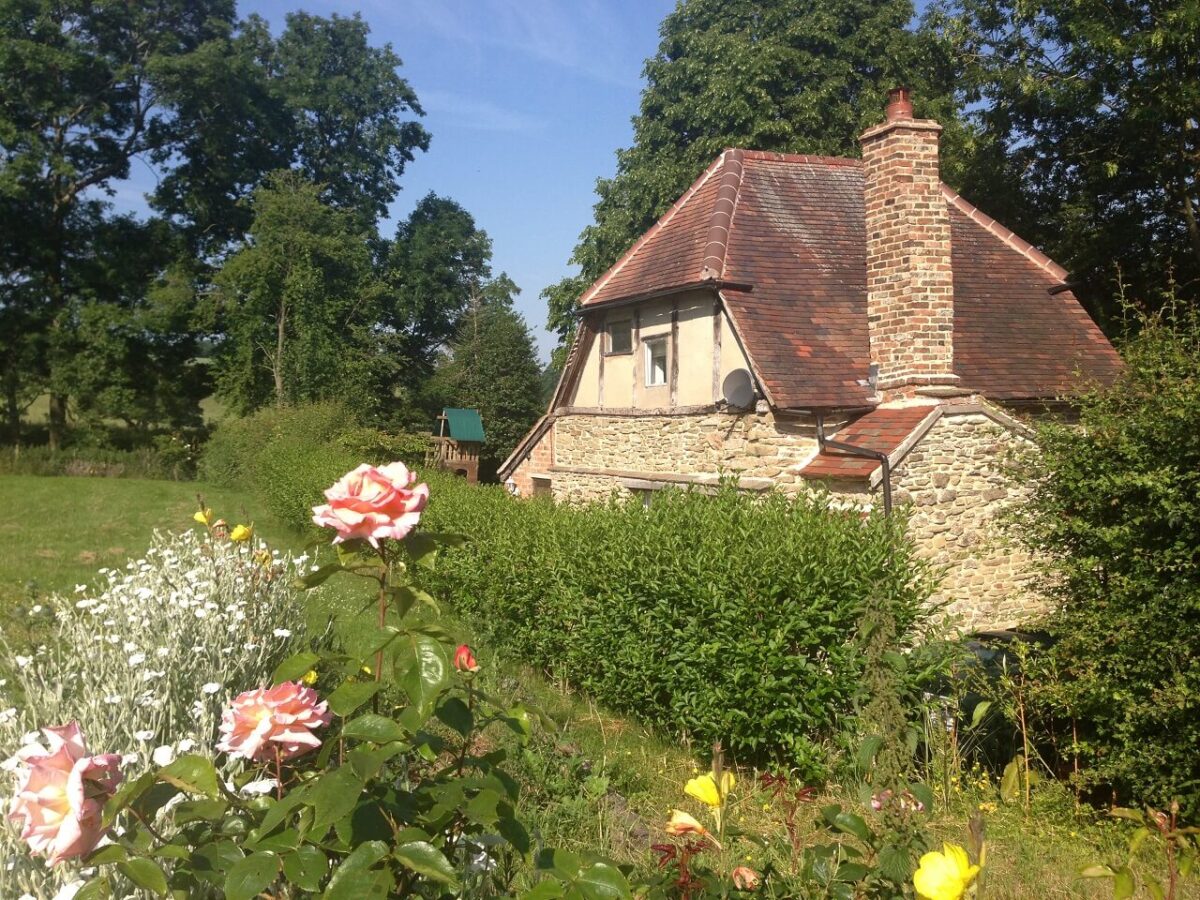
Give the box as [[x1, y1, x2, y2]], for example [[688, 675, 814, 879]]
[[574, 861, 633, 899], [189, 840, 246, 887], [1000, 758, 1021, 803], [466, 788, 501, 826], [273, 651, 322, 684], [1146, 879, 1165, 900], [327, 679, 384, 716], [74, 877, 111, 900], [878, 844, 911, 883], [297, 562, 344, 588], [283, 845, 328, 891], [224, 851, 279, 900], [104, 771, 155, 826], [172, 798, 228, 824], [118, 858, 169, 897], [1110, 807, 1146, 824], [342, 713, 406, 743], [1113, 865, 1135, 899], [521, 881, 566, 899], [258, 790, 305, 835], [399, 634, 451, 719], [307, 766, 364, 833], [969, 700, 992, 729], [1129, 825, 1151, 855], [1079, 864, 1115, 879], [855, 734, 883, 773], [830, 811, 872, 844], [85, 844, 128, 865], [157, 754, 220, 798], [394, 841, 460, 886], [323, 840, 390, 899]]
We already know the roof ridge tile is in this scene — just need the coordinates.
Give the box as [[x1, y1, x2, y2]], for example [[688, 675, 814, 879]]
[[699, 149, 745, 280]]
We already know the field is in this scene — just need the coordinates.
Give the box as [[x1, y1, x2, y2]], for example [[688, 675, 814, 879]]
[[0, 473, 1183, 898]]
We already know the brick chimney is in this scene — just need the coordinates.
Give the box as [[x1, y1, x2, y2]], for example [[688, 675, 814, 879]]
[[859, 87, 957, 393]]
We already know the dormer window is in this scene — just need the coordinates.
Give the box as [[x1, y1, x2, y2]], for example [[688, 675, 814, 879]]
[[645, 337, 668, 386], [606, 319, 632, 354]]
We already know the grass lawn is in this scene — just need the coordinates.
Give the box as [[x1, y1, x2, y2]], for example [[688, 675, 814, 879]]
[[1, 473, 1184, 898]]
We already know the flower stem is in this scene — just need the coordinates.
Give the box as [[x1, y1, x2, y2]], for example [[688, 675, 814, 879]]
[[375, 553, 388, 684]]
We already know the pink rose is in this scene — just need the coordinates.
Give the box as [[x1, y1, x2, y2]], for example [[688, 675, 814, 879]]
[[311, 462, 430, 548], [7, 723, 122, 866], [216, 682, 331, 762]]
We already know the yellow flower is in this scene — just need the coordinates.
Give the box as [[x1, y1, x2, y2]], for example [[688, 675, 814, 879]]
[[913, 843, 980, 900], [685, 771, 736, 807], [301, 669, 318, 686], [193, 508, 213, 526], [230, 524, 253, 542]]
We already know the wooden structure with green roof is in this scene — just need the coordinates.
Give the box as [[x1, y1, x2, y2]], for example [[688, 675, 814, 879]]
[[428, 408, 485, 483]]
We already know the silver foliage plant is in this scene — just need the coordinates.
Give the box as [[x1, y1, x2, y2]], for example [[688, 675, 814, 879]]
[[0, 529, 310, 899]]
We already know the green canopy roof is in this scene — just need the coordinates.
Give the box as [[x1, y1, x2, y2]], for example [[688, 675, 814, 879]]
[[440, 408, 485, 443]]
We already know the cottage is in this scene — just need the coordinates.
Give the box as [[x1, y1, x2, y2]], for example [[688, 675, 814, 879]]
[[428, 408, 485, 483], [500, 89, 1122, 631]]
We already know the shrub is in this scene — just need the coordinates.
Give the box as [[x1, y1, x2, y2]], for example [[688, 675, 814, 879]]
[[0, 528, 308, 898], [417, 474, 938, 778], [1013, 302, 1200, 816], [199, 402, 429, 529], [0, 444, 197, 480]]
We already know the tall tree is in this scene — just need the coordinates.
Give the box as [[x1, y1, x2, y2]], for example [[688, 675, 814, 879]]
[[213, 172, 380, 414], [933, 0, 1200, 323], [542, 0, 962, 349], [375, 194, 503, 409], [430, 292, 543, 480], [0, 0, 234, 448]]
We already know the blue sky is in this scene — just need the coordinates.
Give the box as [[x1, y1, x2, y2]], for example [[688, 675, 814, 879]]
[[113, 0, 677, 361]]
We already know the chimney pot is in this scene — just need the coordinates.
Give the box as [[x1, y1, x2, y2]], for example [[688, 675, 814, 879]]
[[885, 86, 913, 122]]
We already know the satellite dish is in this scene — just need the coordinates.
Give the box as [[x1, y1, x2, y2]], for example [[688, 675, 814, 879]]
[[721, 368, 755, 408]]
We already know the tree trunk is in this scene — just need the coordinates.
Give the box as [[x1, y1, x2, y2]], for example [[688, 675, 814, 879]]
[[48, 393, 67, 451], [4, 379, 20, 446], [274, 301, 287, 407]]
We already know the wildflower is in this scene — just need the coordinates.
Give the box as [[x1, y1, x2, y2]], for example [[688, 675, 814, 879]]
[[311, 461, 430, 547], [177, 739, 197, 753], [127, 652, 145, 666], [665, 809, 720, 847], [239, 778, 278, 796], [685, 771, 735, 808], [133, 730, 154, 742], [272, 628, 292, 638], [216, 682, 331, 762], [193, 508, 213, 526], [453, 644, 480, 674], [301, 670, 319, 686], [14, 656, 31, 669], [7, 723, 123, 866], [151, 745, 176, 767], [229, 524, 253, 543], [732, 866, 761, 890], [913, 843, 980, 900], [201, 682, 222, 695]]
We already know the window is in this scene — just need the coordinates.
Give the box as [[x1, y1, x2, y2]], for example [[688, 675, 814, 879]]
[[531, 476, 552, 499], [606, 319, 632, 354], [645, 337, 668, 386]]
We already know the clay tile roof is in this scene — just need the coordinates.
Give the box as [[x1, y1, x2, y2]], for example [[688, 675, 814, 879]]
[[576, 150, 1122, 408], [801, 406, 938, 480]]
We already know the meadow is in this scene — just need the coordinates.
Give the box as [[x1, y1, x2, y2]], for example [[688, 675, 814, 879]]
[[0, 472, 1170, 898]]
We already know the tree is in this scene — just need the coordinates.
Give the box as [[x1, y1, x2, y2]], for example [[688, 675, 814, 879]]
[[374, 194, 505, 418], [0, 0, 234, 448], [213, 172, 380, 414], [1013, 299, 1200, 815], [933, 0, 1200, 326], [56, 220, 209, 439], [542, 0, 962, 347], [430, 294, 543, 480]]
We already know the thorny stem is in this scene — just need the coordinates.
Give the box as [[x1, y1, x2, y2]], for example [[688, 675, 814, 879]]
[[128, 806, 170, 847], [375, 550, 389, 684], [274, 745, 284, 802]]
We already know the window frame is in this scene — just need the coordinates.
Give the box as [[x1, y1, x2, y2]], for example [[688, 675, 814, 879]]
[[605, 319, 633, 356], [644, 336, 668, 387]]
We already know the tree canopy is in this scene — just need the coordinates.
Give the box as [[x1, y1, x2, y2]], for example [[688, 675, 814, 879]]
[[933, 0, 1200, 327]]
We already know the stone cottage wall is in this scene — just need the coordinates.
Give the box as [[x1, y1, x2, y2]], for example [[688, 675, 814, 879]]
[[890, 411, 1045, 631], [548, 408, 823, 501], [510, 405, 1046, 632]]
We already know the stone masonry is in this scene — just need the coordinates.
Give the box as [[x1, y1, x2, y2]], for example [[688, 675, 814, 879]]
[[890, 411, 1043, 631], [509, 404, 1046, 633]]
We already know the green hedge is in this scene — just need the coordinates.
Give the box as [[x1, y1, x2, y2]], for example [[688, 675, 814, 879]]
[[0, 444, 194, 480], [199, 402, 429, 530], [417, 474, 938, 778]]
